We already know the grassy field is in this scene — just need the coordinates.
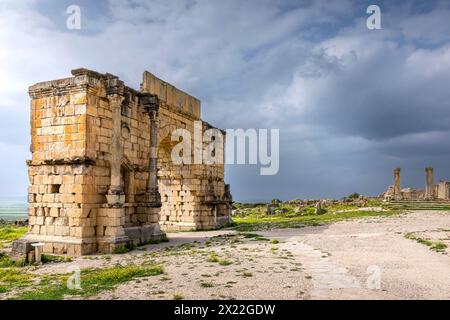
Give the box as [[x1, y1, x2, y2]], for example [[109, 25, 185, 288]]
[[231, 201, 400, 231], [0, 200, 402, 299], [0, 225, 28, 249]]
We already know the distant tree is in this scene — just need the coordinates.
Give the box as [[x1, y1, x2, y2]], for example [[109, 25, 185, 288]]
[[271, 199, 282, 205], [348, 193, 360, 199]]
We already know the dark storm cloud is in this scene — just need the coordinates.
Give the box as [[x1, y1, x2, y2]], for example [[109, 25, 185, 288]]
[[0, 0, 449, 199]]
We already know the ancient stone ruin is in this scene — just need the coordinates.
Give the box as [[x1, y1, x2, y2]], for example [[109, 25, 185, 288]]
[[13, 68, 232, 256], [383, 167, 450, 201]]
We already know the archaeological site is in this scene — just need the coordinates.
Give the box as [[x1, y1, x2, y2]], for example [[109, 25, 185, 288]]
[[384, 167, 450, 201], [13, 68, 232, 257]]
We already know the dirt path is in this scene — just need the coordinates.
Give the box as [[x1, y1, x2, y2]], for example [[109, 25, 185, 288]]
[[260, 210, 450, 299], [8, 210, 450, 300]]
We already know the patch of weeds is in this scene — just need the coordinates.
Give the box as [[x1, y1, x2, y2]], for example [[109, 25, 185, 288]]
[[233, 208, 401, 231], [431, 242, 448, 252], [17, 264, 163, 300], [405, 232, 448, 253], [207, 253, 219, 263], [242, 272, 253, 278], [41, 254, 72, 264], [270, 239, 280, 244], [160, 276, 171, 281], [239, 233, 269, 241], [206, 253, 233, 266], [139, 237, 169, 246], [305, 275, 312, 279], [0, 268, 34, 293], [200, 281, 215, 288], [113, 242, 136, 254], [0, 253, 21, 268], [0, 226, 28, 242], [173, 293, 184, 300], [218, 259, 233, 266]]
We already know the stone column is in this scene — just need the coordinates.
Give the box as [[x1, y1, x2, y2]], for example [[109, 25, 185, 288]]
[[148, 110, 158, 194], [393, 168, 401, 200], [425, 167, 434, 199], [106, 92, 125, 205], [98, 76, 129, 253], [141, 94, 161, 205]]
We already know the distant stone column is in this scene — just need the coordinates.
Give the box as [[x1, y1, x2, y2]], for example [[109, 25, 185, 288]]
[[425, 167, 434, 199], [393, 168, 401, 200]]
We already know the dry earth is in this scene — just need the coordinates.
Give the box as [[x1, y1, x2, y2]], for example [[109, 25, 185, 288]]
[[7, 210, 450, 300]]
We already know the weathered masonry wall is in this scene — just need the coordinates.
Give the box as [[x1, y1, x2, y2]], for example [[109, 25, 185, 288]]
[[141, 72, 232, 231], [15, 68, 232, 257]]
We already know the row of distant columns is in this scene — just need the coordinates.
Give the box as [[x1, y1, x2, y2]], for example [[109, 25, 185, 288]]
[[392, 167, 435, 200], [425, 167, 434, 199]]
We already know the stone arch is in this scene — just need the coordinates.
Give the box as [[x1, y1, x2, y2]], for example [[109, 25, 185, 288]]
[[157, 124, 178, 227]]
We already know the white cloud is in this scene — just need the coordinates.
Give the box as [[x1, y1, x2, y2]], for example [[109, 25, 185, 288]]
[[0, 0, 450, 199]]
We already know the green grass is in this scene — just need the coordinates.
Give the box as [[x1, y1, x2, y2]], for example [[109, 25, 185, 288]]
[[138, 237, 170, 246], [207, 253, 219, 263], [0, 268, 34, 294], [113, 243, 137, 254], [200, 281, 215, 288], [41, 254, 72, 264], [206, 253, 233, 266], [233, 207, 399, 231], [431, 242, 448, 252], [405, 233, 448, 253], [217, 259, 233, 266], [0, 253, 25, 268], [239, 233, 269, 241], [16, 264, 164, 300], [0, 226, 28, 242], [173, 293, 184, 300]]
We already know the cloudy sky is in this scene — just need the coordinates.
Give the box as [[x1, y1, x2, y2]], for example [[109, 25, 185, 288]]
[[1, 0, 450, 201]]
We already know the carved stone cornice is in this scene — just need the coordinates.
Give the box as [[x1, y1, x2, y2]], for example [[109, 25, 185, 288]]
[[140, 93, 160, 114], [106, 77, 125, 96], [26, 156, 96, 166]]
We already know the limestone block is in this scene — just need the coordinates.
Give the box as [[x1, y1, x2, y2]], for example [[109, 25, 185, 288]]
[[49, 207, 60, 217], [104, 226, 125, 237], [70, 226, 95, 238]]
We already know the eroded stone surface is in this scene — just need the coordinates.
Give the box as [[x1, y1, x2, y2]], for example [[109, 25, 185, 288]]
[[16, 68, 232, 256]]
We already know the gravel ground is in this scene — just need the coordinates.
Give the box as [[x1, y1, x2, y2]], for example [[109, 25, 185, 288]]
[[7, 210, 450, 300]]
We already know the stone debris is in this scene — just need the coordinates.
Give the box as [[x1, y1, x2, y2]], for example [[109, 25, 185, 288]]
[[383, 167, 450, 201]]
